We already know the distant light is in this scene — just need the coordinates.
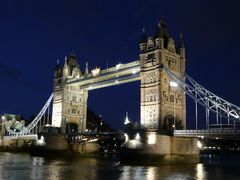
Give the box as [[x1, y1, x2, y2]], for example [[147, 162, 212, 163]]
[[86, 129, 88, 132], [1, 116, 6, 121], [116, 63, 122, 70], [170, 81, 178, 88], [115, 80, 119, 83], [88, 138, 98, 142], [91, 67, 101, 77], [148, 133, 156, 145], [132, 70, 136, 74], [36, 135, 46, 146], [197, 140, 202, 149], [135, 133, 140, 140], [124, 133, 129, 142]]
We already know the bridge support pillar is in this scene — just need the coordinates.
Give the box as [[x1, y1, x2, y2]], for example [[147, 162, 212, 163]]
[[121, 131, 199, 164]]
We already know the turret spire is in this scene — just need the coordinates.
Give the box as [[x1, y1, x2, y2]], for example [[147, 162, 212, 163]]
[[84, 62, 89, 76], [179, 33, 185, 48], [124, 112, 130, 125], [140, 27, 147, 44], [155, 18, 169, 39]]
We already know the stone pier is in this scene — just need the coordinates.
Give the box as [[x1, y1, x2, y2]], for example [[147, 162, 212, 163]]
[[121, 131, 199, 164]]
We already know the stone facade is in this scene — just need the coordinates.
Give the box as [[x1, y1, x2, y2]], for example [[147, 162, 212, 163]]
[[52, 53, 88, 133], [140, 20, 186, 130]]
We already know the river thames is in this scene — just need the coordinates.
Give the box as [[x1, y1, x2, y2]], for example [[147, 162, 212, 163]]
[[0, 153, 240, 180]]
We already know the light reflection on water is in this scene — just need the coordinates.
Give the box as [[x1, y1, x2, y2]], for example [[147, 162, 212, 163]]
[[0, 153, 239, 180]]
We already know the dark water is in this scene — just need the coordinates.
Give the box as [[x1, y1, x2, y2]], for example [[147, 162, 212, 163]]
[[0, 153, 240, 180]]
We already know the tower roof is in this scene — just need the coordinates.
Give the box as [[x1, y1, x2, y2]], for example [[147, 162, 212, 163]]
[[67, 51, 79, 68], [155, 19, 170, 39], [54, 59, 62, 71]]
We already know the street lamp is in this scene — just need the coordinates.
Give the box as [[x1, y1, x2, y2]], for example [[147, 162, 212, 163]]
[[169, 81, 178, 130]]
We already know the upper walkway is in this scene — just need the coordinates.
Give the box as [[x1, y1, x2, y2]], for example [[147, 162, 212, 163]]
[[66, 60, 140, 90]]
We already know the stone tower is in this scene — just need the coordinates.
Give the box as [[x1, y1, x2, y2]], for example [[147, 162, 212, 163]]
[[52, 52, 88, 133], [140, 20, 186, 130]]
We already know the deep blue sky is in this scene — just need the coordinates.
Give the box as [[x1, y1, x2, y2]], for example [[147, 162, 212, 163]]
[[1, 0, 240, 129]]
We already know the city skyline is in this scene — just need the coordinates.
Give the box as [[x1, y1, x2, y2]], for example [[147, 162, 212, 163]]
[[1, 1, 240, 129]]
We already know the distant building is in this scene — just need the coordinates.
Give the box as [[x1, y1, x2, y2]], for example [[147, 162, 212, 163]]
[[0, 114, 25, 132]]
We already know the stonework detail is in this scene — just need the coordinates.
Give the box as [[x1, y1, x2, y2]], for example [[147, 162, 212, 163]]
[[140, 20, 186, 130], [52, 53, 88, 133]]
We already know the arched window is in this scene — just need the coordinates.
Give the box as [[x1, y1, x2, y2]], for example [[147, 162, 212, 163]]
[[150, 95, 153, 101]]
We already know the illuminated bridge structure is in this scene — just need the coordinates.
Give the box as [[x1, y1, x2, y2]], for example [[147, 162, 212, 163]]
[[2, 21, 240, 141], [2, 61, 240, 140]]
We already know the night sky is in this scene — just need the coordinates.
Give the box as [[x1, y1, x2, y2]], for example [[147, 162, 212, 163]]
[[1, 0, 240, 130]]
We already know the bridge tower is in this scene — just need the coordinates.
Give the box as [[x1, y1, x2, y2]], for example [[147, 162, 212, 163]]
[[140, 20, 186, 130], [52, 52, 88, 133]]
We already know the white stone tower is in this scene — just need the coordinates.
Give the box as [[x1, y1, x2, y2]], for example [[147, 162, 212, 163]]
[[52, 52, 88, 133], [140, 20, 186, 130]]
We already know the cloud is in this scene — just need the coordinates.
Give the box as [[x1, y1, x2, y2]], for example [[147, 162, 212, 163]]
[[0, 64, 22, 80]]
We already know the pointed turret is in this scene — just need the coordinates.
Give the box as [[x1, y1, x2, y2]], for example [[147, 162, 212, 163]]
[[140, 28, 147, 52], [178, 33, 186, 75], [124, 112, 130, 125], [54, 59, 62, 77], [178, 33, 185, 48], [140, 28, 147, 44], [155, 18, 170, 49], [178, 33, 185, 59], [63, 56, 69, 77], [155, 19, 169, 38], [54, 59, 61, 71], [84, 62, 89, 76]]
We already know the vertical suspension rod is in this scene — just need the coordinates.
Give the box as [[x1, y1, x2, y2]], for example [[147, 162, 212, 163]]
[[195, 86, 198, 130], [205, 97, 209, 130]]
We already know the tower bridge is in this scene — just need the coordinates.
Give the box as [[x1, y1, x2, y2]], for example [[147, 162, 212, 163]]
[[1, 20, 240, 149]]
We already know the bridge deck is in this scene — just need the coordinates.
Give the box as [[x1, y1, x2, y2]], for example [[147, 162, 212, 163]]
[[174, 129, 240, 138]]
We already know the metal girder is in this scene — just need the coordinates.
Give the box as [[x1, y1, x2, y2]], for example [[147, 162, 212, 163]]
[[163, 65, 240, 122], [5, 93, 53, 136]]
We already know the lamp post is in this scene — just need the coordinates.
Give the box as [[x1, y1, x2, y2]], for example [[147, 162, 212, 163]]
[[170, 81, 178, 130]]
